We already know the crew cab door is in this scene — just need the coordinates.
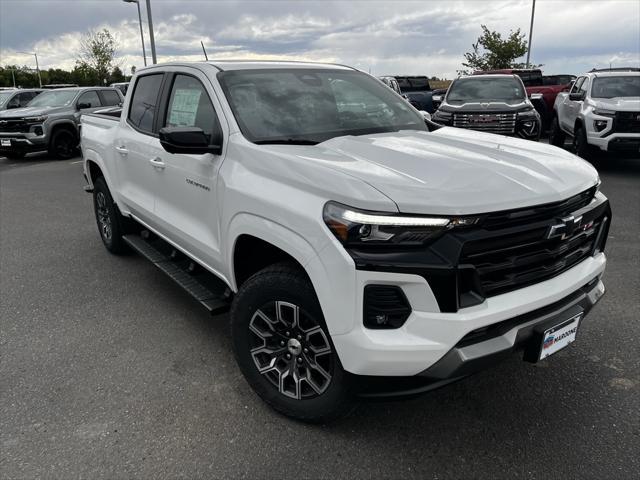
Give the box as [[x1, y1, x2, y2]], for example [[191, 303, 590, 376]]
[[559, 76, 586, 133], [114, 72, 166, 226], [147, 69, 227, 272]]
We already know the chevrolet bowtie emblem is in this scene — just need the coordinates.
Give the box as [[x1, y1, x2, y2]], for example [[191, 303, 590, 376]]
[[546, 215, 583, 240]]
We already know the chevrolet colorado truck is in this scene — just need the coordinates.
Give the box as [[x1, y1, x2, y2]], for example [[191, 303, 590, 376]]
[[81, 61, 610, 422], [0, 86, 123, 160], [432, 74, 542, 140], [550, 69, 640, 159]]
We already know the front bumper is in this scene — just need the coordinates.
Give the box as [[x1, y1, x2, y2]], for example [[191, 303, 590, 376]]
[[585, 113, 640, 153], [0, 131, 48, 155], [332, 252, 606, 378]]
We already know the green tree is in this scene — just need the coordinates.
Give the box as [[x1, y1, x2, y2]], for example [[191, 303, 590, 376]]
[[109, 66, 125, 84], [460, 25, 539, 74], [75, 28, 120, 85]]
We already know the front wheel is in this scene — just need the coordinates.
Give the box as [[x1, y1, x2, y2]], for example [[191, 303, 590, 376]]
[[49, 129, 77, 160], [549, 116, 566, 147], [574, 125, 597, 163], [231, 263, 354, 423]]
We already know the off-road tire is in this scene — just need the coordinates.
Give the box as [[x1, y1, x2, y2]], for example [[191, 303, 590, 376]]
[[549, 116, 566, 147], [231, 263, 355, 423], [93, 177, 128, 254], [49, 128, 77, 160]]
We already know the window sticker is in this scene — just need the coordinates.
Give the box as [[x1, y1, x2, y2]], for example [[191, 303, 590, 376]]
[[169, 88, 202, 126]]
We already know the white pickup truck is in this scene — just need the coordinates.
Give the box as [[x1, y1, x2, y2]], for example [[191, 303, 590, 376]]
[[550, 69, 640, 159], [81, 61, 611, 422]]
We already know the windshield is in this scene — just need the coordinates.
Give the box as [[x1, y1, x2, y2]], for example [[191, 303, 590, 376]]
[[27, 90, 78, 107], [217, 69, 426, 144], [591, 76, 640, 98], [447, 77, 526, 104], [0, 91, 14, 106]]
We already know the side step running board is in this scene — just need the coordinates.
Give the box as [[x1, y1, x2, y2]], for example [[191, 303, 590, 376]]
[[123, 233, 232, 314]]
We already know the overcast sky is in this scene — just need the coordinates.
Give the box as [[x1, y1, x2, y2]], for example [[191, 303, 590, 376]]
[[0, 0, 638, 78]]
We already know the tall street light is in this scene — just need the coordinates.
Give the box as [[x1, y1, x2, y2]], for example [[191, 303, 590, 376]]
[[18, 51, 42, 87], [145, 0, 157, 64], [123, 0, 147, 66], [525, 0, 536, 69]]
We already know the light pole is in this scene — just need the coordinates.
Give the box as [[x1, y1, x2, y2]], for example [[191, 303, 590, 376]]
[[525, 0, 536, 69], [123, 0, 147, 66], [145, 0, 157, 64], [18, 51, 42, 87]]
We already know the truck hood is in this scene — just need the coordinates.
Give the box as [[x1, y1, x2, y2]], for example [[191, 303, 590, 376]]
[[0, 105, 69, 118], [276, 128, 598, 215], [592, 97, 640, 111]]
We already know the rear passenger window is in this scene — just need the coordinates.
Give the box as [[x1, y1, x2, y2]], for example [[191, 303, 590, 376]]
[[128, 74, 164, 133], [77, 91, 101, 108], [101, 90, 122, 106], [164, 74, 218, 139]]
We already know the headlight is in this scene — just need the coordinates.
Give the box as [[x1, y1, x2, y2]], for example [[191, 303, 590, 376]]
[[517, 108, 538, 119], [24, 115, 48, 123], [323, 201, 478, 246], [593, 109, 615, 117]]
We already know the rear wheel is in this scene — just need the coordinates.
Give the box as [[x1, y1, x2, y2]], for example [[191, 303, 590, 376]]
[[93, 177, 127, 254], [231, 263, 354, 423], [549, 116, 566, 147], [49, 129, 77, 160]]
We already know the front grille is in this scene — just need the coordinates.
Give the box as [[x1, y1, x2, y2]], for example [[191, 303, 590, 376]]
[[0, 118, 29, 133], [614, 111, 640, 133], [453, 112, 516, 134], [460, 198, 607, 298]]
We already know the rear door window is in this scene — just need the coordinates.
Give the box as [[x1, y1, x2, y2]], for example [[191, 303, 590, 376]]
[[128, 73, 164, 134], [100, 90, 122, 106], [77, 90, 101, 108]]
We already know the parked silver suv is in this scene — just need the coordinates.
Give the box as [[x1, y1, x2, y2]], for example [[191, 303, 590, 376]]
[[0, 87, 123, 160]]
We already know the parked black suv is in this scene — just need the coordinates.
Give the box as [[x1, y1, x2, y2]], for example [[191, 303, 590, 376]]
[[432, 74, 541, 140]]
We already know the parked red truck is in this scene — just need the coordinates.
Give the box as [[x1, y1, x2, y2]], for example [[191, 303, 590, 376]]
[[475, 69, 575, 129]]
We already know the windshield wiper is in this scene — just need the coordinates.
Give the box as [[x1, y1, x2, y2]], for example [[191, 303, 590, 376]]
[[254, 138, 318, 145]]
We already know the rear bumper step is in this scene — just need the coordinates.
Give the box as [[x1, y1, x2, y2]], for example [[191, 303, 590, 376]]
[[122, 233, 232, 314]]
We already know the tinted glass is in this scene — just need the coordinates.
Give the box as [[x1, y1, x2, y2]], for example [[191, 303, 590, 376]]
[[591, 76, 640, 98], [447, 77, 526, 104], [18, 92, 38, 106], [128, 74, 163, 133], [101, 90, 122, 106], [517, 71, 543, 87], [218, 69, 426, 144], [28, 90, 78, 107], [77, 91, 101, 108], [570, 77, 585, 94], [165, 75, 218, 138], [0, 91, 13, 106]]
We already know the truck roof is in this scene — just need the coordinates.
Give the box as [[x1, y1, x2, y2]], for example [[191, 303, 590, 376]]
[[589, 70, 640, 78], [139, 60, 355, 72]]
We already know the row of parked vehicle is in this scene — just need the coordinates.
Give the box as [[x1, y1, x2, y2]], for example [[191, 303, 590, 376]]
[[0, 85, 126, 159], [379, 68, 640, 161]]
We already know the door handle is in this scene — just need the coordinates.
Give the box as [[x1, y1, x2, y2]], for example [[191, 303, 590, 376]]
[[115, 145, 128, 155], [149, 157, 166, 170]]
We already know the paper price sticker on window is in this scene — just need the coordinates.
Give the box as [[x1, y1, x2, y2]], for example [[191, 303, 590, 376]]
[[168, 88, 202, 127]]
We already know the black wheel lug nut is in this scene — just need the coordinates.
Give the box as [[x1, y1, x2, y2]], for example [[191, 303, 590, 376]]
[[285, 331, 290, 337], [280, 340, 285, 347], [286, 353, 291, 359], [297, 357, 303, 363], [297, 334, 302, 340]]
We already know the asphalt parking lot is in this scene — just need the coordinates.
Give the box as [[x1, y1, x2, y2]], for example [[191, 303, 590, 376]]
[[1, 151, 639, 479]]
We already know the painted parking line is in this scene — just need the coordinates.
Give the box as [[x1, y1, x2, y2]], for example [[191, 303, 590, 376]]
[[70, 160, 83, 164]]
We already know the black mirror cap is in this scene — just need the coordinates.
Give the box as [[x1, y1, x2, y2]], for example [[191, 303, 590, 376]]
[[569, 92, 584, 101], [159, 126, 222, 155], [77, 102, 92, 109]]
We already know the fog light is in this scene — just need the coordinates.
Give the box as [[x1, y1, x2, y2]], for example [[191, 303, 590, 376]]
[[363, 285, 411, 329], [34, 126, 43, 136], [594, 120, 608, 132]]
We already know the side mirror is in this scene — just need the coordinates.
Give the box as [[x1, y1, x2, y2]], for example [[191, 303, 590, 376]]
[[569, 92, 584, 101], [77, 102, 92, 110], [159, 126, 223, 155]]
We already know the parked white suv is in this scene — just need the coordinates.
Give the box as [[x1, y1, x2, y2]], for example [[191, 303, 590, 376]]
[[550, 69, 640, 159], [81, 61, 610, 422]]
